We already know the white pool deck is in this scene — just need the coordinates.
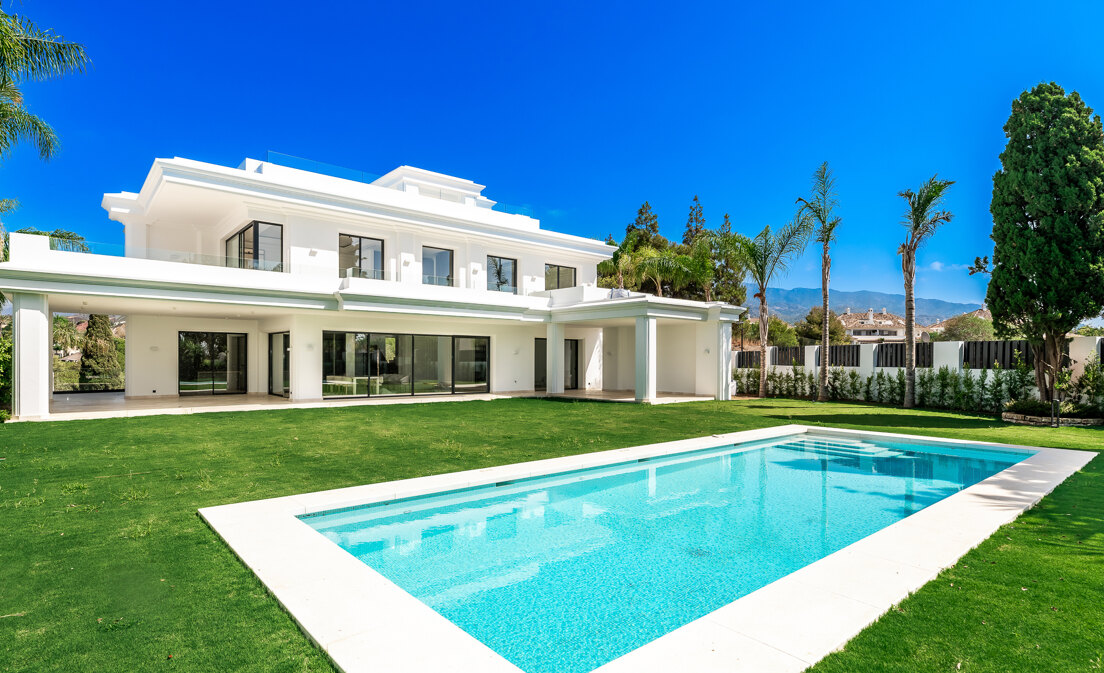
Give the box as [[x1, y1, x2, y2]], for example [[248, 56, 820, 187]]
[[199, 425, 1095, 673]]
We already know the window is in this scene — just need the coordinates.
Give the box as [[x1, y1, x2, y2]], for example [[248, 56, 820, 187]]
[[422, 247, 454, 286], [544, 264, 576, 290], [486, 255, 517, 293], [225, 221, 283, 271], [321, 332, 489, 397], [178, 331, 247, 395], [339, 234, 384, 279]]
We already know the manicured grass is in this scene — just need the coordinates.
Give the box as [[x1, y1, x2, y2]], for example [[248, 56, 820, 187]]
[[0, 398, 1100, 672]]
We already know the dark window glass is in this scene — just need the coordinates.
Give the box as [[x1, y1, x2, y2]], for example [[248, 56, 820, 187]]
[[224, 221, 283, 271], [544, 264, 576, 290], [268, 332, 290, 397], [339, 235, 385, 279], [487, 256, 517, 293], [370, 334, 413, 395], [454, 337, 489, 393], [414, 335, 453, 394], [533, 337, 578, 390], [178, 331, 247, 395], [422, 247, 454, 286]]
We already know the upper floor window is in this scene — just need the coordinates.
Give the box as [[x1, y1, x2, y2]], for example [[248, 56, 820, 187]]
[[339, 234, 384, 280], [487, 255, 517, 294], [225, 221, 283, 271], [544, 263, 576, 290], [422, 246, 454, 286]]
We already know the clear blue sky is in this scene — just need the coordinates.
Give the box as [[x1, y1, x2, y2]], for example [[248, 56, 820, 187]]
[[4, 1, 1103, 304]]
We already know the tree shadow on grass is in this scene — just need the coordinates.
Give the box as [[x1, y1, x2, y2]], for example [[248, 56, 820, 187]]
[[763, 411, 1010, 431]]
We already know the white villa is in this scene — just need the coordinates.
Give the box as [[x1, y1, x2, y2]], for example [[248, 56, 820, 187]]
[[839, 307, 906, 343], [0, 156, 743, 420]]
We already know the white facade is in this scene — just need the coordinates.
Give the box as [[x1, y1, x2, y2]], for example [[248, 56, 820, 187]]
[[0, 156, 744, 419]]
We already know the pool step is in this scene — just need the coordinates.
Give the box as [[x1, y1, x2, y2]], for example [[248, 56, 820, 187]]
[[777, 437, 904, 460]]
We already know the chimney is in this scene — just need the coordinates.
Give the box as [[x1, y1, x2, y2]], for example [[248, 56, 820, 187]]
[[867, 308, 874, 321], [845, 307, 851, 314], [881, 307, 887, 314]]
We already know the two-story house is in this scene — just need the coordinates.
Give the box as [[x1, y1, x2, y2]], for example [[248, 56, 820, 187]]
[[1, 156, 743, 420], [838, 307, 906, 343]]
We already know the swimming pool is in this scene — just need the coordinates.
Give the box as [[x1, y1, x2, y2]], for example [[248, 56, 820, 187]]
[[299, 432, 1032, 673]]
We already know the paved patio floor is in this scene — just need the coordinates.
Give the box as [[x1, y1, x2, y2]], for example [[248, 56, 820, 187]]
[[34, 389, 714, 422]]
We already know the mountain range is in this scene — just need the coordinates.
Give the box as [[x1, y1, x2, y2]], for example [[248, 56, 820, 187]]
[[748, 287, 984, 326]]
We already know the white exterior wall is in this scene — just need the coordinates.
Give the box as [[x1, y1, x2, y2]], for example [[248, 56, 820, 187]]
[[125, 314, 267, 397]]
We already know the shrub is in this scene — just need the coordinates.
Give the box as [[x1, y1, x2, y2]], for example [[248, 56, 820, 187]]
[[1075, 355, 1104, 407], [1007, 350, 1034, 401], [827, 367, 845, 400], [894, 369, 906, 406], [916, 368, 934, 407], [874, 371, 888, 404], [976, 369, 990, 411], [947, 369, 963, 410], [806, 371, 817, 399], [960, 370, 977, 411], [1004, 398, 1103, 419], [862, 374, 875, 402], [791, 366, 806, 397], [847, 370, 862, 400], [935, 366, 951, 408]]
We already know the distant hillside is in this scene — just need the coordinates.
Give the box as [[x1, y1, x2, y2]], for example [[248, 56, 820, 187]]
[[748, 287, 983, 326]]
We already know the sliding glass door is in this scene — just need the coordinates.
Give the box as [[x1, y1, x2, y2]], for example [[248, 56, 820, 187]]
[[321, 331, 488, 397], [534, 338, 580, 391], [179, 331, 247, 395], [268, 332, 290, 397]]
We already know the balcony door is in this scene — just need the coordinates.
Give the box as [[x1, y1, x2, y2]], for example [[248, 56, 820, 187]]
[[179, 331, 247, 395], [534, 338, 580, 391]]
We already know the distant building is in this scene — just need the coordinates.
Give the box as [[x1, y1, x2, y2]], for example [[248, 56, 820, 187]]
[[925, 308, 992, 335], [839, 308, 906, 343]]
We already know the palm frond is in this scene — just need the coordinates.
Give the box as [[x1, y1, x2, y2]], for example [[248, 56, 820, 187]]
[[0, 100, 59, 158], [0, 14, 89, 82]]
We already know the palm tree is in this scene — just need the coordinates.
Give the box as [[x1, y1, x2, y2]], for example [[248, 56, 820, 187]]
[[898, 176, 954, 408], [636, 247, 692, 298], [598, 231, 641, 293], [0, 10, 88, 160], [724, 217, 812, 396], [796, 162, 841, 402]]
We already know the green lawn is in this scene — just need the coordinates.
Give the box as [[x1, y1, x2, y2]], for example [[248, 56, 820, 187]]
[[0, 398, 1100, 672]]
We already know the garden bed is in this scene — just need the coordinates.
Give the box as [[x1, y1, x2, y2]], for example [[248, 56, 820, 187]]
[[1001, 411, 1104, 427]]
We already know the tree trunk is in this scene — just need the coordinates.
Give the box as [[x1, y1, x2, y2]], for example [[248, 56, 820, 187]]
[[903, 248, 916, 408], [1033, 333, 1063, 402], [759, 294, 769, 397], [818, 242, 830, 401]]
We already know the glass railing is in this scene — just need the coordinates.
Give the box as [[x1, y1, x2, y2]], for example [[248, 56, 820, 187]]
[[487, 285, 518, 294], [343, 266, 385, 280], [422, 274, 454, 287]]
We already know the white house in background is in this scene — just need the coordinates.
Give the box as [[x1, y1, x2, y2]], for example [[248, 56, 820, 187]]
[[0, 156, 743, 420], [838, 307, 906, 343]]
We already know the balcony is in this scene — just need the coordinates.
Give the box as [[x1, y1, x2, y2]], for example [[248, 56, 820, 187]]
[[422, 274, 453, 287]]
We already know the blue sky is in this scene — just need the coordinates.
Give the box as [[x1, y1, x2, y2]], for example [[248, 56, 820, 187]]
[[4, 1, 1103, 304]]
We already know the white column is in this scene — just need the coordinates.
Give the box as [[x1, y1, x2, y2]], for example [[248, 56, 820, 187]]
[[716, 322, 733, 401], [858, 343, 876, 378], [635, 316, 657, 402], [546, 323, 565, 394], [12, 292, 51, 420], [289, 317, 323, 402], [933, 341, 963, 371]]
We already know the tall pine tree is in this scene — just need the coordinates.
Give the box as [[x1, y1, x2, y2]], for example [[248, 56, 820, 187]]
[[985, 82, 1104, 401], [78, 314, 122, 391], [682, 195, 706, 245]]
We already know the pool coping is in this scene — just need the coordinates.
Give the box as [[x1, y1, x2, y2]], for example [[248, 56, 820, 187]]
[[198, 425, 1095, 673]]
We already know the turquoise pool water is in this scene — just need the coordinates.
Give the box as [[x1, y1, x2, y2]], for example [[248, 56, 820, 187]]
[[301, 433, 1030, 673]]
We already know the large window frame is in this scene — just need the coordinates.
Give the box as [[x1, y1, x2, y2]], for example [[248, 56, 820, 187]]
[[178, 331, 248, 396], [486, 255, 518, 294], [339, 234, 385, 280], [321, 331, 489, 398], [544, 263, 576, 290], [422, 246, 454, 287], [225, 221, 284, 272]]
